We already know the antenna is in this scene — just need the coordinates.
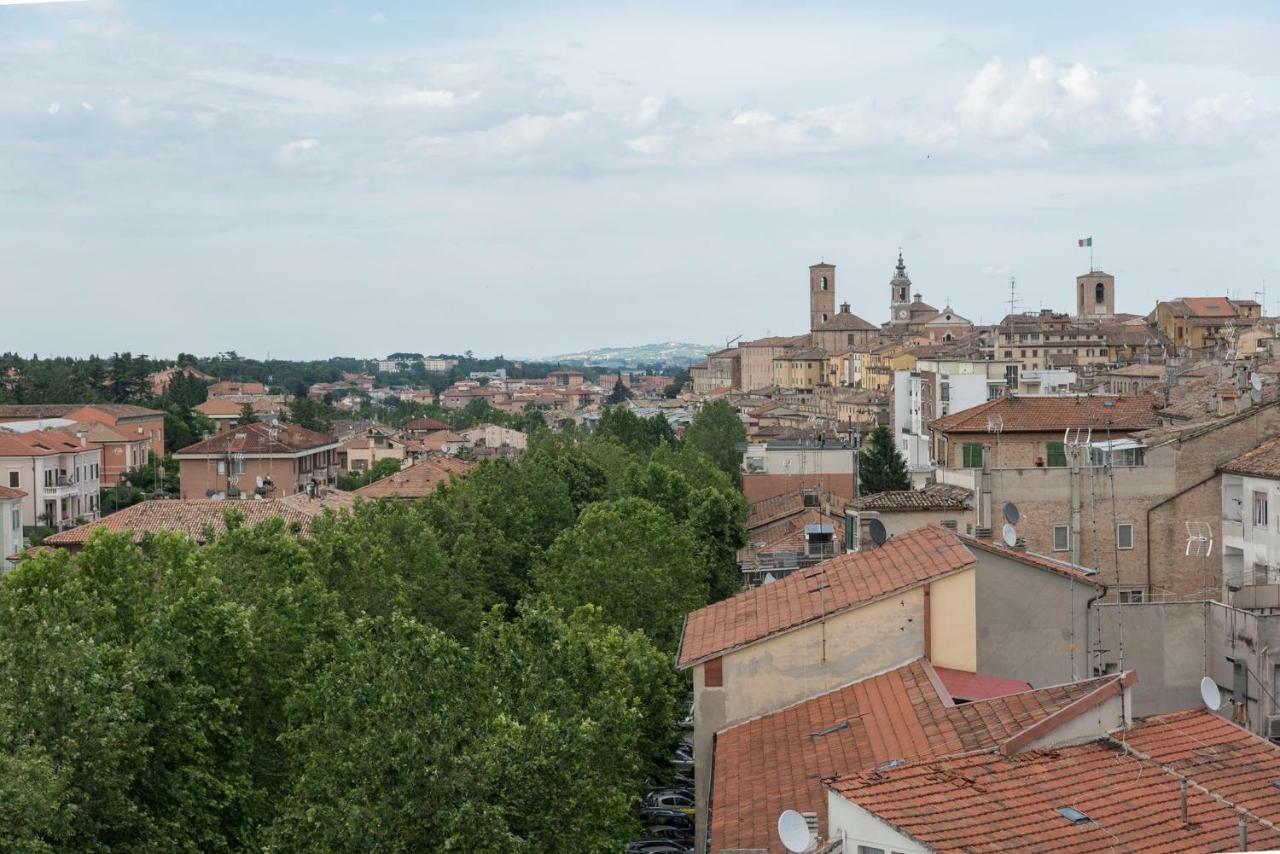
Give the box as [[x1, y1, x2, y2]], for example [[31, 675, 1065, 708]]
[[778, 809, 814, 854], [1200, 676, 1222, 712], [868, 518, 887, 546], [1184, 521, 1213, 558]]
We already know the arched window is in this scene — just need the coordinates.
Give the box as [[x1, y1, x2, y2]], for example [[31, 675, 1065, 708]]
[[820, 276, 829, 291], [820, 312, 829, 323], [1095, 282, 1106, 304]]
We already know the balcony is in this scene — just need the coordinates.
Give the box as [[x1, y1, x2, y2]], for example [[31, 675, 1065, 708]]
[[42, 476, 78, 497]]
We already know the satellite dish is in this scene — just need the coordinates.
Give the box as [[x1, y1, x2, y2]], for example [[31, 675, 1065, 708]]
[[868, 518, 887, 546], [1252, 373, 1263, 392], [1002, 523, 1018, 548], [1003, 502, 1020, 525], [1200, 676, 1222, 712], [778, 809, 813, 854]]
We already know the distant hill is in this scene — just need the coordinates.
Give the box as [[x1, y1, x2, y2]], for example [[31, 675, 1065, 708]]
[[541, 342, 715, 368]]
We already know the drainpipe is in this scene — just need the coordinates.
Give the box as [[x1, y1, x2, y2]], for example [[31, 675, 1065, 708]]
[[1146, 471, 1218, 595], [1084, 587, 1106, 677]]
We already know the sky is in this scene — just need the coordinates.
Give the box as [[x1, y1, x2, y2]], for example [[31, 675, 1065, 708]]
[[2, 0, 1279, 360]]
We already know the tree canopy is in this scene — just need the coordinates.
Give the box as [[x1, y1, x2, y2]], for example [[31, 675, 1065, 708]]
[[859, 423, 911, 495]]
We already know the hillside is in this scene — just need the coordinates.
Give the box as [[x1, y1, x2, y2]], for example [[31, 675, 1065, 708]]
[[541, 342, 715, 368]]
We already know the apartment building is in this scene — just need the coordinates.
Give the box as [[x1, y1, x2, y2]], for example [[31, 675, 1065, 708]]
[[0, 403, 164, 468], [0, 429, 103, 528], [172, 422, 339, 499], [0, 486, 24, 564], [1154, 296, 1262, 351]]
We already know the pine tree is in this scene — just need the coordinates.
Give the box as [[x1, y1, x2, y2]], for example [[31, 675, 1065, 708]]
[[606, 378, 632, 404], [858, 424, 910, 495], [238, 402, 259, 424]]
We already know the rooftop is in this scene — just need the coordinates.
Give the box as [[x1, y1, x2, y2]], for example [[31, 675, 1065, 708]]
[[0, 428, 99, 457], [677, 526, 974, 668], [850, 483, 972, 512], [173, 422, 337, 457], [827, 708, 1280, 853], [0, 485, 26, 500], [929, 395, 1158, 434], [0, 403, 162, 419], [353, 457, 475, 499], [1221, 434, 1280, 479], [43, 492, 355, 546], [712, 659, 1125, 854]]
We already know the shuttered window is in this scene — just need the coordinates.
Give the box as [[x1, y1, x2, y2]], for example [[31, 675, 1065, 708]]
[[961, 443, 984, 468], [1046, 441, 1067, 467]]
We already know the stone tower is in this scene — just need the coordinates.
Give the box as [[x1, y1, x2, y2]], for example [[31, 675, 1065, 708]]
[[810, 262, 836, 332], [889, 250, 912, 325], [1076, 271, 1115, 317]]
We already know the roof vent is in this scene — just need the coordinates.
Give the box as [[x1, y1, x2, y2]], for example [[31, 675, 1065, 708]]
[[1055, 806, 1091, 825]]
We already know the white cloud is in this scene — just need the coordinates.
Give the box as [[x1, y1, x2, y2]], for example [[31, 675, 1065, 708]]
[[46, 101, 60, 114], [385, 88, 476, 109], [276, 137, 320, 163], [369, 12, 386, 25], [1123, 80, 1162, 133]]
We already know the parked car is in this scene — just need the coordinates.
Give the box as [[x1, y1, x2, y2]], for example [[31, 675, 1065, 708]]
[[641, 807, 694, 831], [645, 824, 694, 843], [626, 841, 692, 854], [672, 771, 694, 789], [644, 789, 694, 810], [670, 742, 694, 772]]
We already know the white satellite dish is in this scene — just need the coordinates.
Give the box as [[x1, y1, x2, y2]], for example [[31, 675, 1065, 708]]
[[1200, 676, 1222, 712], [1002, 523, 1018, 548], [778, 809, 813, 854]]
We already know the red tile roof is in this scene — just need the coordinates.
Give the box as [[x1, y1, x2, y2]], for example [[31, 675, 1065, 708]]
[[1179, 296, 1237, 318], [0, 428, 100, 457], [850, 483, 972, 511], [1221, 435, 1280, 479], [827, 708, 1280, 853], [196, 398, 242, 417], [354, 457, 474, 499], [173, 422, 336, 456], [43, 492, 355, 546], [677, 526, 974, 669], [933, 666, 1030, 701], [929, 395, 1158, 434], [0, 485, 26, 500], [402, 417, 450, 432], [712, 659, 1124, 854]]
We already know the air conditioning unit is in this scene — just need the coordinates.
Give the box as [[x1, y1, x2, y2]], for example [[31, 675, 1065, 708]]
[[1267, 715, 1280, 740]]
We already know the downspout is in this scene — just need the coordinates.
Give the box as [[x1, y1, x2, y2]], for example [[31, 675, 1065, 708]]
[[1084, 584, 1107, 677]]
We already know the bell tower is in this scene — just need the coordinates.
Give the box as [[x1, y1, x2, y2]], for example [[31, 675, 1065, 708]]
[[1076, 271, 1115, 317], [889, 250, 912, 325], [810, 262, 836, 332]]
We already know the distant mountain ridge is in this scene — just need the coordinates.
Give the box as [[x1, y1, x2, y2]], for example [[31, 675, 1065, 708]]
[[540, 342, 715, 368]]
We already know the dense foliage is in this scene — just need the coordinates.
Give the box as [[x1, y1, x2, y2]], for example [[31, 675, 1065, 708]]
[[858, 423, 911, 495], [0, 401, 747, 851]]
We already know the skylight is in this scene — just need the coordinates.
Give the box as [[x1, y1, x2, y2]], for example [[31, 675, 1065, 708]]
[[1055, 806, 1091, 825]]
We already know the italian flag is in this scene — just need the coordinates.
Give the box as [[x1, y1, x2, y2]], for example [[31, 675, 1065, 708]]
[[1078, 237, 1092, 247]]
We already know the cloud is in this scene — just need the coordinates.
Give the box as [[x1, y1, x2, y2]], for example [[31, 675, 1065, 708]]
[[1123, 80, 1162, 133], [369, 12, 386, 25], [46, 101, 60, 114], [276, 137, 320, 163]]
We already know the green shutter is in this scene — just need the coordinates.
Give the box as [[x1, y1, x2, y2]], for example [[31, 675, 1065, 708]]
[[1046, 441, 1067, 467], [962, 443, 984, 469]]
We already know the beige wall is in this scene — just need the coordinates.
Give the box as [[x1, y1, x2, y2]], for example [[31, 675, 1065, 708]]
[[930, 569, 977, 672], [178, 448, 336, 499]]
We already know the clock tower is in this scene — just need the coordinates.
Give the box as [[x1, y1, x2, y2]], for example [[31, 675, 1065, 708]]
[[889, 250, 912, 325]]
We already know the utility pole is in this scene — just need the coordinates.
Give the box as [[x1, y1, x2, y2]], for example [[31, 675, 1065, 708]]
[[849, 423, 861, 500]]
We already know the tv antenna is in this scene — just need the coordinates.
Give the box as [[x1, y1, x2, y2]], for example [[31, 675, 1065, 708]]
[[778, 809, 815, 853], [1184, 521, 1213, 558]]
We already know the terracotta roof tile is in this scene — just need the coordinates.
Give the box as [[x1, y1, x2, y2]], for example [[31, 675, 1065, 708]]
[[677, 526, 975, 669], [851, 483, 972, 511], [353, 457, 475, 499], [712, 660, 1120, 854], [0, 428, 100, 457], [43, 492, 355, 546], [827, 709, 1280, 853], [173, 422, 336, 456], [929, 395, 1157, 434], [0, 485, 26, 500], [933, 666, 1030, 701], [1221, 435, 1280, 479]]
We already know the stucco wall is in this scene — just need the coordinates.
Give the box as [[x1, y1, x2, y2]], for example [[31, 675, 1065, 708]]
[[826, 790, 928, 854], [930, 569, 976, 672]]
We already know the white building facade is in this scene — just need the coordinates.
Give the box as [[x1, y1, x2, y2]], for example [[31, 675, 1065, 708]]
[[0, 430, 103, 529]]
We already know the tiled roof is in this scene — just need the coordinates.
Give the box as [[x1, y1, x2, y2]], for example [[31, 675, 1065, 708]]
[[72, 421, 136, 444], [821, 310, 879, 332], [1221, 435, 1280, 478], [959, 535, 1101, 585], [932, 666, 1030, 700], [929, 395, 1158, 434], [0, 429, 99, 457], [196, 398, 243, 417], [402, 417, 450, 431], [1178, 296, 1237, 318], [712, 659, 1122, 854], [68, 404, 164, 419], [43, 492, 355, 546], [1109, 363, 1167, 377], [850, 483, 972, 511], [677, 526, 974, 668], [0, 404, 162, 419], [827, 708, 1280, 853], [353, 457, 475, 499], [747, 491, 807, 530], [174, 422, 336, 456], [0, 485, 26, 500]]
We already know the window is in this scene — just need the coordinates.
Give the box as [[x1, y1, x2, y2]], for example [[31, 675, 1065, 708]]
[[1118, 588, 1143, 604], [11, 507, 18, 531], [856, 847, 886, 854], [940, 382, 950, 402], [1053, 525, 1070, 552], [704, 656, 724, 688], [1255, 491, 1269, 528], [1046, 441, 1067, 467], [820, 312, 828, 323], [234, 458, 247, 475], [961, 443, 984, 468], [1117, 523, 1134, 550], [7, 471, 16, 488], [820, 275, 828, 291], [217, 461, 227, 476], [1096, 282, 1105, 303]]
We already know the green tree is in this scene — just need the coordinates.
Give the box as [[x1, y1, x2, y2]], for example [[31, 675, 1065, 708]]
[[859, 423, 911, 495], [238, 402, 259, 424], [607, 377, 632, 404], [682, 399, 745, 479], [287, 396, 334, 434], [535, 498, 709, 651]]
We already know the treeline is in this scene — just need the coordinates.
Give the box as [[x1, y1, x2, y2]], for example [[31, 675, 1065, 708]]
[[0, 403, 748, 851]]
